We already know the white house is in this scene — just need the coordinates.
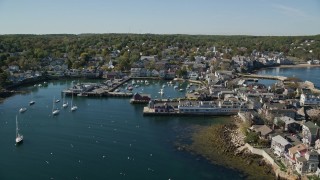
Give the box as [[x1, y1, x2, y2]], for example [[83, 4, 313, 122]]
[[271, 135, 291, 156]]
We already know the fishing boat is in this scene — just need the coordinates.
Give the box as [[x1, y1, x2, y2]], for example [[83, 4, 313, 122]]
[[52, 97, 60, 116], [15, 115, 23, 145]]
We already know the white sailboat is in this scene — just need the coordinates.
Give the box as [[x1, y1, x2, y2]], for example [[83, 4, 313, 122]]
[[15, 115, 23, 145], [71, 92, 77, 112], [159, 88, 164, 95], [62, 92, 68, 108], [29, 92, 35, 105], [52, 97, 60, 116]]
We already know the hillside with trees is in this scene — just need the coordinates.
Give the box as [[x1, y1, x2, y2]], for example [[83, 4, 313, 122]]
[[0, 34, 319, 89]]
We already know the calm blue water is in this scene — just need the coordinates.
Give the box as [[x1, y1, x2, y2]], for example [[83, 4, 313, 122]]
[[257, 66, 320, 87], [0, 80, 244, 180]]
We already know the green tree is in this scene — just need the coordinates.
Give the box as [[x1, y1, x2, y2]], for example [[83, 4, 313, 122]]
[[245, 131, 259, 144], [80, 52, 90, 62], [176, 66, 188, 78]]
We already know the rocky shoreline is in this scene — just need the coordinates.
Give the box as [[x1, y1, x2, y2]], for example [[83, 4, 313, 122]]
[[175, 117, 276, 179]]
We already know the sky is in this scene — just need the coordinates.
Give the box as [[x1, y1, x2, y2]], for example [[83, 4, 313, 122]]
[[0, 0, 319, 36]]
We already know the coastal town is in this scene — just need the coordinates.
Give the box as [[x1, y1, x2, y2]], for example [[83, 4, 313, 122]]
[[1, 34, 320, 179]]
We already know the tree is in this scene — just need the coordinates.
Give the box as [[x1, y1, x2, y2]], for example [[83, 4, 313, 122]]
[[245, 131, 259, 144], [0, 70, 8, 87], [80, 52, 90, 62], [189, 55, 195, 61], [276, 119, 285, 130], [145, 59, 155, 70], [176, 66, 188, 78], [116, 55, 131, 71]]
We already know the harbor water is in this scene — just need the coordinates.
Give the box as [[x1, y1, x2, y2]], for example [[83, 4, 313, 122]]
[[257, 66, 320, 87], [0, 80, 245, 180], [2, 66, 319, 180]]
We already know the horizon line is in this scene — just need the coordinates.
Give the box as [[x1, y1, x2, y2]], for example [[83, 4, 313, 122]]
[[0, 32, 319, 37]]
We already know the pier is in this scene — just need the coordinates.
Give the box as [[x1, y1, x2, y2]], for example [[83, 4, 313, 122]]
[[62, 78, 134, 98], [143, 107, 180, 116], [240, 74, 287, 81]]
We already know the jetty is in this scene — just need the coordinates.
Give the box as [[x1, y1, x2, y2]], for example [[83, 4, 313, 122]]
[[240, 74, 287, 81]]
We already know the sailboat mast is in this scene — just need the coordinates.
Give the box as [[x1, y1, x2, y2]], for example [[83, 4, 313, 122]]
[[16, 115, 18, 137], [52, 97, 55, 112], [71, 92, 73, 107]]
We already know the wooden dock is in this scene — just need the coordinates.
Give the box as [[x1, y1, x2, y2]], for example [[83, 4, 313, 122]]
[[108, 92, 133, 97], [108, 78, 131, 92]]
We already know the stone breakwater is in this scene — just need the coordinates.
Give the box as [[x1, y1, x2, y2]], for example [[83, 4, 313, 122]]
[[229, 117, 246, 149]]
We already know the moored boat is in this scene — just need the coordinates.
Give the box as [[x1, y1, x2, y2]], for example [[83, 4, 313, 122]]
[[52, 97, 60, 116], [19, 107, 27, 113], [15, 115, 23, 145]]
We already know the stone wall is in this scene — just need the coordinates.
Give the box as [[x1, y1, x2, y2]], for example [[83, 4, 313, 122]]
[[244, 143, 276, 166], [244, 143, 299, 179]]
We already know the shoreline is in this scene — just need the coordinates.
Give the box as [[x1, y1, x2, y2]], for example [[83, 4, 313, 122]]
[[259, 64, 320, 70], [280, 64, 320, 68], [176, 117, 276, 179], [251, 64, 320, 75], [180, 116, 302, 179]]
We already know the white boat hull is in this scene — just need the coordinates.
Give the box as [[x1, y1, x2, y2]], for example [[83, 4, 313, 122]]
[[52, 110, 60, 115], [16, 136, 24, 144], [71, 106, 78, 111], [19, 108, 27, 113]]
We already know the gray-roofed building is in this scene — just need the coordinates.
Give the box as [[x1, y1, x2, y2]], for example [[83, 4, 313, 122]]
[[250, 125, 273, 139], [274, 116, 301, 133], [296, 151, 319, 175], [271, 135, 291, 157], [263, 102, 286, 110]]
